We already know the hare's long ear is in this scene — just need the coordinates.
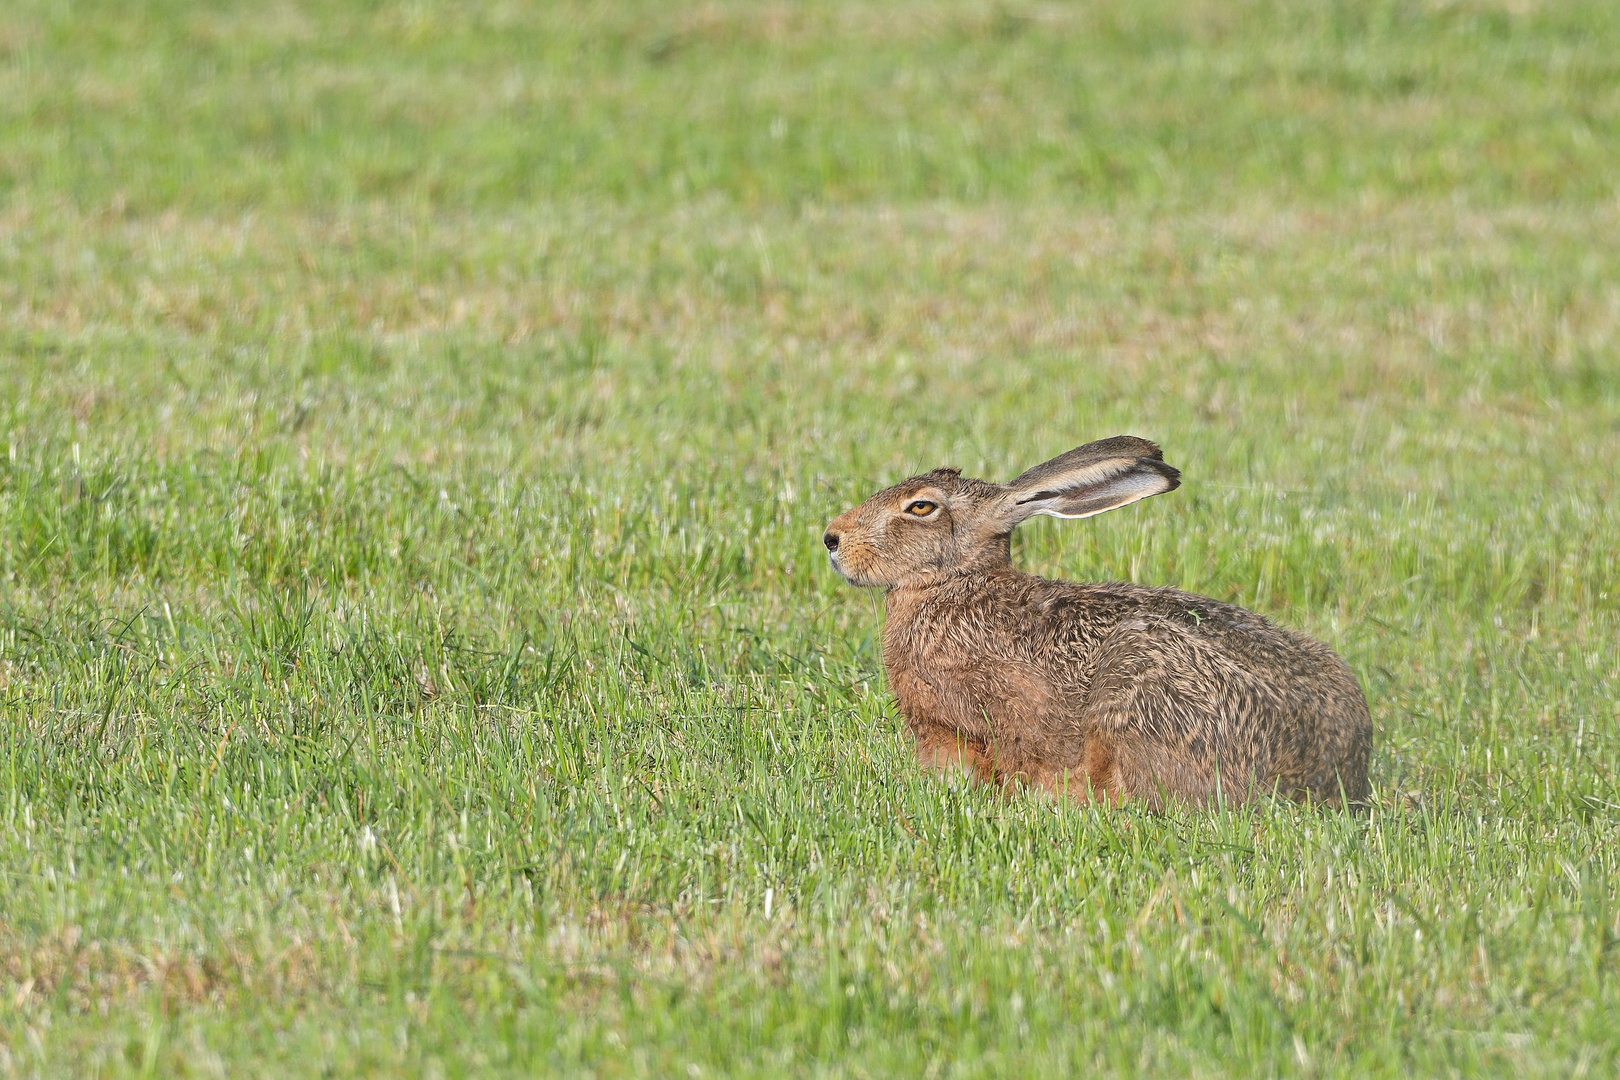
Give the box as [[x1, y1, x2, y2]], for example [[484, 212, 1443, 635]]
[[999, 436, 1180, 526]]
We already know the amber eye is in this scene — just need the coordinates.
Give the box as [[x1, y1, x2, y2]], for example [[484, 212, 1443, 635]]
[[904, 500, 938, 517]]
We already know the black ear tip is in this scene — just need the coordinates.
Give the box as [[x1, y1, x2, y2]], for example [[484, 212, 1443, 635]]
[[1098, 434, 1164, 459]]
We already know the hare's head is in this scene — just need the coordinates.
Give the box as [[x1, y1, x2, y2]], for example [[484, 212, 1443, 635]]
[[823, 436, 1180, 588]]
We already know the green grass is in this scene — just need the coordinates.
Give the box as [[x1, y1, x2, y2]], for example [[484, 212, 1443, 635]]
[[2, 1, 1619, 1076]]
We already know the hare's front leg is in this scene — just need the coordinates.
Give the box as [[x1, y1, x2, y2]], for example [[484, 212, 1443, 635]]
[[910, 722, 997, 785]]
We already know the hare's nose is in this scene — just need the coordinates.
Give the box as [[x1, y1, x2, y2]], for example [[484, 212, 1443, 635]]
[[822, 531, 841, 552]]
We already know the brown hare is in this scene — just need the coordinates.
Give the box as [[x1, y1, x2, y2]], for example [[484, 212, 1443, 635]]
[[823, 437, 1371, 809]]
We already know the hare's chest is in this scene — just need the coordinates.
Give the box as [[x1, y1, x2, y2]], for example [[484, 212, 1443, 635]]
[[882, 625, 1069, 748]]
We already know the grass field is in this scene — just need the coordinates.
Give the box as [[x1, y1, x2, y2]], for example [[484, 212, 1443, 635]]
[[2, 1, 1619, 1076]]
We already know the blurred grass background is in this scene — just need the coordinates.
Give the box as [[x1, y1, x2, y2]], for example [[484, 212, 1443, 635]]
[[2, 1, 1618, 1076]]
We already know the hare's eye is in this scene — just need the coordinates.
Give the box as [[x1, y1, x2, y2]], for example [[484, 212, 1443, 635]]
[[904, 500, 938, 517]]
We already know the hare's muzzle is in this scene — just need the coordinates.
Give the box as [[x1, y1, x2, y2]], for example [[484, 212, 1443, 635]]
[[823, 507, 865, 584]]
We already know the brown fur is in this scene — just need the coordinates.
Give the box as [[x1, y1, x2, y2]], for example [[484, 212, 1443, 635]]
[[823, 437, 1372, 809]]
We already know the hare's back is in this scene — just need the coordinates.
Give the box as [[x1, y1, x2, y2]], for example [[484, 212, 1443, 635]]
[[1046, 581, 1335, 671], [1040, 581, 1370, 804]]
